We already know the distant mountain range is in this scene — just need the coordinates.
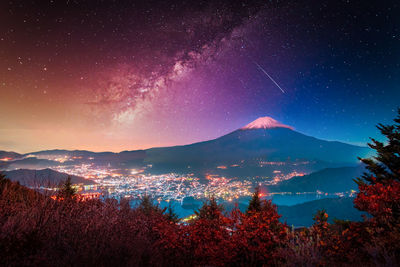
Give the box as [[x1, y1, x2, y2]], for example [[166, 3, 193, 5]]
[[0, 117, 371, 179], [268, 165, 365, 193], [0, 150, 23, 160], [2, 168, 95, 187], [277, 197, 365, 227]]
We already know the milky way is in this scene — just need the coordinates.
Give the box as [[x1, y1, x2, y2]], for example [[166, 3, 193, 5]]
[[0, 0, 399, 152]]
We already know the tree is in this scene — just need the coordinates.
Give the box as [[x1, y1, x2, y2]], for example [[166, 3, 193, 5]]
[[186, 197, 234, 265], [165, 202, 180, 223], [58, 176, 76, 199], [246, 186, 262, 214], [352, 108, 400, 265], [138, 194, 165, 215], [311, 209, 330, 248], [357, 108, 400, 185], [194, 196, 224, 220], [355, 109, 400, 221], [313, 209, 328, 225], [233, 199, 288, 265]]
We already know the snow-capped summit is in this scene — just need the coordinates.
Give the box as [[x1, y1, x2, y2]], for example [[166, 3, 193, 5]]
[[241, 116, 293, 130]]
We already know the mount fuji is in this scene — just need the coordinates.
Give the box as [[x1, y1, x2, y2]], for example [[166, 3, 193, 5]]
[[144, 116, 371, 175], [241, 116, 294, 130]]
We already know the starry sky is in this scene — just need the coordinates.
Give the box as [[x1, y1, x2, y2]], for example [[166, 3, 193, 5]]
[[0, 0, 399, 153]]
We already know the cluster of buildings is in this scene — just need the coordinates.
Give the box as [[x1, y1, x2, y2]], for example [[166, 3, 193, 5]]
[[24, 154, 344, 204]]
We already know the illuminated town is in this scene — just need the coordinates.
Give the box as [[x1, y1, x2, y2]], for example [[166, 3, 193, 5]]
[[53, 162, 256, 202], [1, 153, 357, 207]]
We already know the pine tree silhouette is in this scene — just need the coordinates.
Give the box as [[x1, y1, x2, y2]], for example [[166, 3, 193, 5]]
[[246, 186, 262, 214], [357, 108, 400, 185], [138, 194, 165, 215], [58, 176, 76, 199], [165, 202, 180, 223], [195, 196, 224, 220]]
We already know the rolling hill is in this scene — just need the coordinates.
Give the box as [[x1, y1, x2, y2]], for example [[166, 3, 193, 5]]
[[2, 168, 96, 187], [268, 165, 365, 193], [277, 197, 365, 227]]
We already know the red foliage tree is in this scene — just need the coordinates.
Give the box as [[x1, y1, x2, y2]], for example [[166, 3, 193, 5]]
[[232, 199, 288, 266], [352, 109, 400, 264], [182, 197, 235, 266]]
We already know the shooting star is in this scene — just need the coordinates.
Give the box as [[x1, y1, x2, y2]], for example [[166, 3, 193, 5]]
[[253, 61, 285, 94]]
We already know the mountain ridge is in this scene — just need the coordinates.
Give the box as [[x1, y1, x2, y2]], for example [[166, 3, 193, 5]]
[[0, 116, 369, 156], [0, 117, 371, 178], [2, 168, 96, 186], [268, 165, 365, 193]]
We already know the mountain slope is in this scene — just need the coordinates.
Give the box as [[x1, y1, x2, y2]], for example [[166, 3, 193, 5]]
[[27, 149, 146, 167], [143, 117, 370, 178], [268, 166, 365, 193], [277, 197, 364, 227], [0, 150, 23, 160], [2, 168, 96, 186], [145, 124, 370, 166]]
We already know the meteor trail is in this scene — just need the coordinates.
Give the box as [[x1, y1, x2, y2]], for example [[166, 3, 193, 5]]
[[253, 61, 285, 94]]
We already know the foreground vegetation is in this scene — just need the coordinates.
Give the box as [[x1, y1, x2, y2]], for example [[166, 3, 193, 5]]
[[1, 110, 400, 266]]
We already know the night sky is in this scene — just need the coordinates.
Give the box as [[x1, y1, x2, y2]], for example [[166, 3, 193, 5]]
[[1, 0, 399, 153]]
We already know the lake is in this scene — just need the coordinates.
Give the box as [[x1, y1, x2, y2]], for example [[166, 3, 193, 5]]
[[131, 193, 340, 219]]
